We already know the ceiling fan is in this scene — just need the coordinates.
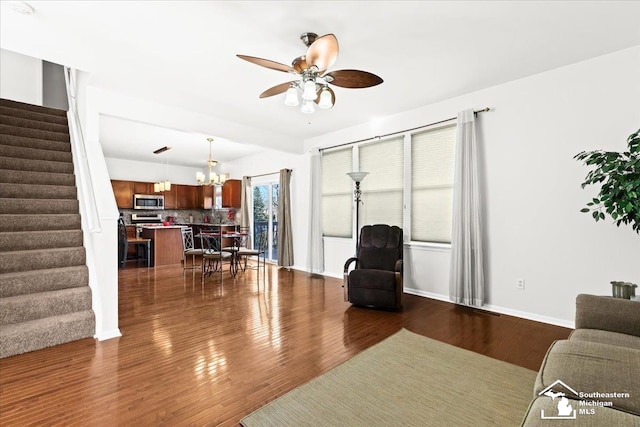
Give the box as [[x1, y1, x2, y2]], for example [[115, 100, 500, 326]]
[[237, 32, 383, 113]]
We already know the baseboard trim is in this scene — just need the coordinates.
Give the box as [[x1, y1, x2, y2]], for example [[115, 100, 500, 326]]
[[95, 328, 122, 341], [404, 287, 575, 329]]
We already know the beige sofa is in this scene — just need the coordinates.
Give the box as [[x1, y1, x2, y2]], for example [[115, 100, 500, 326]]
[[521, 294, 640, 426]]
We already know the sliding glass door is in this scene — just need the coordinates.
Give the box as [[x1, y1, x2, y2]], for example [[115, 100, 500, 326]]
[[253, 182, 279, 262]]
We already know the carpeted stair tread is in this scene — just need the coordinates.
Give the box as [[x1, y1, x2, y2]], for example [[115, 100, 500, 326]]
[[0, 134, 71, 153], [0, 98, 94, 358], [0, 98, 67, 117], [0, 198, 79, 215], [0, 114, 69, 135], [0, 105, 68, 126], [0, 143, 72, 163], [0, 214, 81, 232], [0, 287, 92, 325], [0, 169, 75, 186], [0, 310, 95, 358], [0, 156, 73, 174], [0, 182, 77, 199], [0, 229, 83, 252], [0, 124, 70, 143], [0, 265, 88, 298], [0, 246, 86, 274]]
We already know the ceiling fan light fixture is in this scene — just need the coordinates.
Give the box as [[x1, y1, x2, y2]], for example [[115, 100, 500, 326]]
[[318, 86, 333, 109], [301, 99, 315, 114], [302, 79, 317, 101], [284, 85, 299, 106]]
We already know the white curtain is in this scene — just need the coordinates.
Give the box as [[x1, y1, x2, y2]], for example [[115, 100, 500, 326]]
[[449, 109, 485, 307], [240, 176, 252, 248], [278, 169, 294, 267], [308, 148, 324, 273]]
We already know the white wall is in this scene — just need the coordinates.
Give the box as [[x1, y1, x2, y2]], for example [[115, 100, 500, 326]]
[[105, 157, 203, 185], [300, 46, 640, 327], [0, 48, 42, 105]]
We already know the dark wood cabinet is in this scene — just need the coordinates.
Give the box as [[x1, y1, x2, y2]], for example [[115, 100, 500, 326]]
[[197, 185, 214, 209], [177, 185, 198, 209], [163, 184, 178, 209], [112, 180, 214, 210], [133, 181, 152, 195], [111, 180, 134, 209], [222, 179, 241, 208]]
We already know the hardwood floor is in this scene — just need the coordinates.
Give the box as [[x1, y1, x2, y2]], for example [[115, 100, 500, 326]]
[[0, 262, 571, 426]]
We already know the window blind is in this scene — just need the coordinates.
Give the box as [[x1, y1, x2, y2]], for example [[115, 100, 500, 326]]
[[322, 148, 353, 237], [359, 137, 404, 228], [411, 125, 456, 243]]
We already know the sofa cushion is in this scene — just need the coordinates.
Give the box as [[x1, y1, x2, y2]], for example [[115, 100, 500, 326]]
[[570, 329, 640, 351], [521, 396, 640, 426], [348, 269, 397, 291], [534, 340, 640, 416], [575, 294, 640, 337]]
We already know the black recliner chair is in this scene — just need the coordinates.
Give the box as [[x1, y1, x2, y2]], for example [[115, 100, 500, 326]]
[[343, 224, 403, 310]]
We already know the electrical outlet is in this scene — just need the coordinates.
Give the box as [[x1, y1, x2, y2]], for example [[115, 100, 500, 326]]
[[516, 279, 525, 290]]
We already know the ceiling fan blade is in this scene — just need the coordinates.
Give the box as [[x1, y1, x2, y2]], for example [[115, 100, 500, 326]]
[[237, 54, 295, 73], [305, 34, 339, 72], [259, 81, 296, 98], [325, 69, 383, 88]]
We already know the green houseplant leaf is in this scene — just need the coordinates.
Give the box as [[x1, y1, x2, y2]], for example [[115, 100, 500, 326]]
[[574, 129, 640, 234]]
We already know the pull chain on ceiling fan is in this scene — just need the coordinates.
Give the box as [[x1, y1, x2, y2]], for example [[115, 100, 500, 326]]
[[237, 32, 383, 114]]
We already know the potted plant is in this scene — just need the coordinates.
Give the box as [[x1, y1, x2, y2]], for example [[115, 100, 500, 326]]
[[575, 128, 639, 299]]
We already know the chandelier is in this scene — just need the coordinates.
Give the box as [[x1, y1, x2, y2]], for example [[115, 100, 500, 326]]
[[153, 146, 172, 193], [196, 138, 227, 186]]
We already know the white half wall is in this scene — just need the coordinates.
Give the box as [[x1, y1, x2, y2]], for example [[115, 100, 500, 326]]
[[0, 48, 42, 105], [302, 46, 640, 327]]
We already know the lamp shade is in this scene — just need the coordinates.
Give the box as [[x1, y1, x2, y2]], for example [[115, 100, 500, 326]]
[[284, 86, 299, 106], [347, 171, 369, 183], [318, 87, 333, 109], [302, 79, 317, 101], [301, 99, 315, 114]]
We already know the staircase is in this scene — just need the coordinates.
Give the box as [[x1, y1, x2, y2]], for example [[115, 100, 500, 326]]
[[0, 98, 95, 358]]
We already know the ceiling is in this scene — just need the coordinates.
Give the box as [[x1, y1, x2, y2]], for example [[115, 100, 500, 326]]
[[1, 1, 639, 166]]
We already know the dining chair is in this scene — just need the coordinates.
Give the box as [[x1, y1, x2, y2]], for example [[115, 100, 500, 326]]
[[199, 231, 232, 284], [118, 218, 151, 268], [236, 226, 267, 284], [180, 227, 203, 270]]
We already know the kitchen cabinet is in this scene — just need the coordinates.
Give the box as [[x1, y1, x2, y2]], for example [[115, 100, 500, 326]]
[[222, 179, 242, 208], [163, 184, 178, 209], [197, 185, 213, 209], [133, 181, 152, 195], [111, 180, 134, 209], [177, 185, 198, 209]]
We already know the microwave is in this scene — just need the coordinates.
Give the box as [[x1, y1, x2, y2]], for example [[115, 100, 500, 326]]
[[133, 194, 164, 210]]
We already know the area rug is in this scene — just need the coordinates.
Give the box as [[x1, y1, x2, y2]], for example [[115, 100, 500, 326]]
[[240, 328, 537, 426]]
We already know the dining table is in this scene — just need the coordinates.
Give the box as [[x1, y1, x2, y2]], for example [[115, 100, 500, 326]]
[[197, 231, 248, 278]]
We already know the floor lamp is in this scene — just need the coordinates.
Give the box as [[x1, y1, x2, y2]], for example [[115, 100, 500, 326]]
[[347, 171, 369, 255]]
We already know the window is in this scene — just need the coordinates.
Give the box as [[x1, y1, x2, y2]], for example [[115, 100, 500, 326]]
[[322, 148, 352, 237], [320, 123, 456, 244], [411, 125, 456, 243], [359, 137, 404, 228]]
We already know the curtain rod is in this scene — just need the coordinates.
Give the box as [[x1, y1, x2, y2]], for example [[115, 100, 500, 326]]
[[248, 169, 292, 179], [319, 107, 491, 152]]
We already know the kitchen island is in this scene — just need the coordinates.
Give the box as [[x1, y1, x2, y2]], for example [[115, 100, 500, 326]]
[[140, 226, 184, 266]]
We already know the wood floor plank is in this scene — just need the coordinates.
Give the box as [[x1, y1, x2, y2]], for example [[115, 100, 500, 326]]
[[0, 263, 571, 425]]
